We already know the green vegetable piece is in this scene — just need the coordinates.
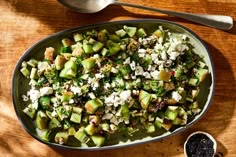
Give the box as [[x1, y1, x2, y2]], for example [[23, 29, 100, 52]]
[[196, 68, 208, 83], [72, 106, 83, 113], [91, 135, 105, 147], [81, 58, 96, 73], [154, 117, 164, 129], [70, 112, 82, 124], [191, 89, 199, 99], [49, 118, 62, 129], [56, 106, 72, 121], [74, 129, 90, 144], [188, 78, 199, 86], [93, 41, 104, 52], [27, 59, 38, 67], [60, 47, 72, 53], [106, 40, 121, 56], [59, 60, 77, 79], [83, 40, 94, 54], [55, 55, 66, 70], [124, 25, 137, 37], [175, 67, 183, 79], [197, 61, 206, 68], [85, 98, 103, 114], [21, 61, 27, 68], [153, 29, 165, 38], [36, 110, 49, 130], [161, 120, 173, 131], [63, 119, 72, 129], [62, 38, 73, 47], [72, 44, 84, 56], [172, 117, 182, 125], [101, 123, 109, 132], [159, 70, 171, 82], [100, 64, 112, 74], [84, 123, 96, 135], [127, 39, 139, 52], [30, 68, 38, 79], [139, 90, 152, 110], [136, 28, 147, 37], [115, 29, 127, 38], [120, 65, 131, 76], [146, 123, 155, 133], [39, 96, 51, 110], [73, 33, 84, 42], [23, 105, 36, 119], [40, 129, 52, 141], [55, 131, 69, 145], [44, 67, 56, 83], [165, 106, 178, 120], [101, 48, 109, 57], [61, 91, 74, 102], [68, 127, 76, 136], [117, 104, 129, 121], [45, 110, 53, 119], [20, 67, 30, 78], [189, 101, 199, 109], [109, 34, 120, 42], [98, 29, 109, 43]]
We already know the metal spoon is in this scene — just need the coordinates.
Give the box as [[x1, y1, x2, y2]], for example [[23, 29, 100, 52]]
[[58, 0, 233, 30]]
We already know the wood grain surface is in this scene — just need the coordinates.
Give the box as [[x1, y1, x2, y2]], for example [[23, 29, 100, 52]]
[[0, 0, 235, 156]]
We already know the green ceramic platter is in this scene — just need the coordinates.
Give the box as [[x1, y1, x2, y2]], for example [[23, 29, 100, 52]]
[[12, 19, 215, 150]]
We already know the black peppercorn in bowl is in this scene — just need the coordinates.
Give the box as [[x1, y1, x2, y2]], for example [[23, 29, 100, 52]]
[[184, 131, 217, 157]]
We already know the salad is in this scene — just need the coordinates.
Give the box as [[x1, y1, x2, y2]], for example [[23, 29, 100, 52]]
[[20, 25, 209, 147]]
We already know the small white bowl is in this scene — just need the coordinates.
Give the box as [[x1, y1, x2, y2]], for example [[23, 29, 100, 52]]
[[184, 131, 217, 157]]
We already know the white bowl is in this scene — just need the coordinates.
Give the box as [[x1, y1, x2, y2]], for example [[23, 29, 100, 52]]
[[184, 131, 217, 157]]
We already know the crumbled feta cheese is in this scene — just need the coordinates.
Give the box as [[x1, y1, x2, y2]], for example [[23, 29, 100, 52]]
[[104, 83, 111, 89], [88, 92, 96, 99], [110, 124, 118, 130], [22, 95, 29, 102], [135, 66, 144, 76], [40, 87, 53, 96], [147, 65, 152, 71], [181, 35, 187, 40], [123, 57, 131, 64], [102, 113, 113, 120], [51, 110, 57, 117], [169, 51, 180, 60], [130, 61, 136, 71], [138, 48, 146, 53], [120, 90, 131, 102], [150, 70, 160, 80], [111, 67, 118, 73], [69, 99, 74, 104], [70, 86, 82, 95], [154, 43, 162, 50], [37, 61, 49, 73], [32, 102, 39, 110], [132, 90, 139, 95], [131, 74, 136, 79], [105, 93, 116, 106], [138, 53, 145, 58], [143, 72, 151, 79], [161, 51, 167, 60], [110, 117, 119, 126], [27, 89, 40, 102], [95, 73, 104, 79], [172, 91, 182, 102], [176, 44, 189, 52]]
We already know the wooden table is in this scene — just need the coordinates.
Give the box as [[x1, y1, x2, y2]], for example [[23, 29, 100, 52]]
[[0, 0, 235, 156]]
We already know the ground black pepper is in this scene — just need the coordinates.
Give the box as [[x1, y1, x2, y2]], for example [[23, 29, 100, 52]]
[[186, 133, 214, 157]]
